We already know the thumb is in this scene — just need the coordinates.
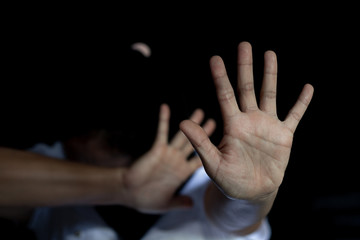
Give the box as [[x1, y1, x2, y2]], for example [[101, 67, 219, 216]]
[[180, 120, 220, 175]]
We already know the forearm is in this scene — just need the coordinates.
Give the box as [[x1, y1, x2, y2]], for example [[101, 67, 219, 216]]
[[204, 182, 277, 235], [0, 147, 127, 207]]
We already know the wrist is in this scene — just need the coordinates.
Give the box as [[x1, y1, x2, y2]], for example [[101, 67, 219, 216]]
[[84, 166, 130, 206], [103, 167, 130, 205], [249, 189, 279, 205], [213, 179, 279, 204]]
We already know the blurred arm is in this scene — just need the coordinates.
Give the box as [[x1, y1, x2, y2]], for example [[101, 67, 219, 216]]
[[0, 147, 126, 207]]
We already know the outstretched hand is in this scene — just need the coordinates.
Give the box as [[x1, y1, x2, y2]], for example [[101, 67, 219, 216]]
[[180, 42, 314, 201], [123, 104, 216, 213]]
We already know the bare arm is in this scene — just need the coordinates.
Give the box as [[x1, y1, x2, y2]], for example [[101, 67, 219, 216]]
[[0, 147, 126, 207], [180, 41, 314, 235], [0, 104, 215, 214]]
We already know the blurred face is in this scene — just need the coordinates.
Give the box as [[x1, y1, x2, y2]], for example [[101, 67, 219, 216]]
[[63, 129, 134, 167]]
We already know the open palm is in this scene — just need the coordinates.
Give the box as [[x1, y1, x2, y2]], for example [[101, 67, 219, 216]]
[[180, 42, 314, 200], [123, 104, 216, 213]]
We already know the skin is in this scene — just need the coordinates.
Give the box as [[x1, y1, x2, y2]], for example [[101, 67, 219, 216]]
[[121, 104, 216, 213], [180, 41, 314, 234], [0, 41, 313, 236], [0, 105, 216, 215]]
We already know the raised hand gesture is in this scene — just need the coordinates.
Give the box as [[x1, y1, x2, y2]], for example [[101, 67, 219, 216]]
[[180, 42, 314, 201], [123, 104, 216, 213]]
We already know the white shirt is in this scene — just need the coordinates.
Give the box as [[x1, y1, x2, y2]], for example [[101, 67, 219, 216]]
[[142, 167, 271, 240], [28, 142, 271, 240]]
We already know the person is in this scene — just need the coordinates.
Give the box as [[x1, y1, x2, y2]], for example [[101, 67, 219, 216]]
[[27, 104, 218, 240], [0, 105, 216, 239], [0, 41, 314, 239], [141, 41, 314, 239]]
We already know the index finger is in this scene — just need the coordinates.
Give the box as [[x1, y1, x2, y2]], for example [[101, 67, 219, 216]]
[[210, 55, 240, 119], [154, 103, 170, 144]]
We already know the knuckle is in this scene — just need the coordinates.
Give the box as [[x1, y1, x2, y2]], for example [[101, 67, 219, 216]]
[[289, 111, 301, 122], [218, 89, 236, 103], [261, 90, 276, 100], [244, 105, 258, 112], [239, 82, 254, 93]]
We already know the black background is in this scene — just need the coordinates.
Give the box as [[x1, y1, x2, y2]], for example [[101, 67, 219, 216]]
[[1, 4, 359, 239]]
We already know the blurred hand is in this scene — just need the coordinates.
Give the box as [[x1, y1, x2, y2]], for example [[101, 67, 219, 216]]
[[123, 104, 216, 213]]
